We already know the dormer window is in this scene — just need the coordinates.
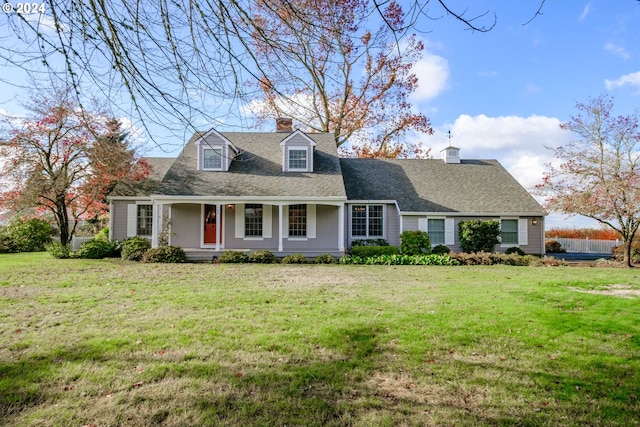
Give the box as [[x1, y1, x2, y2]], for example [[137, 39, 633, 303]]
[[280, 130, 316, 172], [288, 148, 308, 171], [203, 147, 223, 170]]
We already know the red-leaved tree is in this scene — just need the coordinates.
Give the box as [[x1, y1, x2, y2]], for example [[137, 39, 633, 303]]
[[0, 94, 150, 247], [538, 95, 640, 267], [248, 0, 433, 153]]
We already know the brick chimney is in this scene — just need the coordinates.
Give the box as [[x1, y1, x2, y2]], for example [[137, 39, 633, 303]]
[[276, 117, 293, 133]]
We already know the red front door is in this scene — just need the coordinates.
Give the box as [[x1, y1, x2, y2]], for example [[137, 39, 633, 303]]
[[204, 205, 220, 244]]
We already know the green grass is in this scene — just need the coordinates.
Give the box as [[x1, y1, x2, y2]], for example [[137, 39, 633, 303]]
[[1, 253, 638, 426]]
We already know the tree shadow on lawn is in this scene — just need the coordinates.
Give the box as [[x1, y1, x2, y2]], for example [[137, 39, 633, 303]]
[[3, 324, 638, 426]]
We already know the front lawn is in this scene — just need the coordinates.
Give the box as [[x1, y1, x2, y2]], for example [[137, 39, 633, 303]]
[[1, 253, 638, 426]]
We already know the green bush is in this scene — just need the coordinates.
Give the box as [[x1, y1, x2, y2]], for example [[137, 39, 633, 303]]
[[350, 245, 399, 257], [141, 245, 186, 263], [315, 253, 335, 264], [505, 246, 526, 256], [351, 238, 389, 247], [339, 254, 458, 266], [400, 230, 431, 255], [121, 236, 151, 261], [47, 243, 71, 259], [545, 240, 565, 253], [1, 218, 55, 252], [281, 253, 307, 264], [458, 220, 501, 253], [95, 227, 110, 242], [431, 244, 451, 255], [76, 239, 117, 259], [249, 250, 277, 263], [217, 250, 250, 263]]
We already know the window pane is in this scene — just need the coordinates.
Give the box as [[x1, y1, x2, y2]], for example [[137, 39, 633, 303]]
[[368, 205, 383, 237], [289, 149, 307, 170], [288, 204, 307, 237], [137, 205, 153, 235], [245, 204, 263, 237], [351, 205, 366, 237], [428, 219, 445, 244], [501, 219, 518, 244], [203, 148, 222, 169]]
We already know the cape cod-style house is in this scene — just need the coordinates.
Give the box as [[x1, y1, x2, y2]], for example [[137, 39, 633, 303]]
[[109, 119, 547, 260]]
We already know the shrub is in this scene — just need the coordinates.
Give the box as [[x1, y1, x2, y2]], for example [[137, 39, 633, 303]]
[[339, 254, 459, 266], [94, 227, 110, 242], [351, 238, 389, 247], [281, 253, 307, 264], [505, 246, 526, 256], [315, 253, 335, 264], [217, 250, 250, 263], [141, 245, 186, 263], [612, 243, 640, 264], [431, 244, 451, 255], [121, 236, 151, 261], [545, 240, 565, 253], [458, 220, 501, 253], [350, 245, 399, 258], [400, 230, 431, 255], [249, 250, 276, 263], [2, 218, 55, 252], [450, 251, 534, 266], [47, 243, 71, 259], [76, 239, 117, 259]]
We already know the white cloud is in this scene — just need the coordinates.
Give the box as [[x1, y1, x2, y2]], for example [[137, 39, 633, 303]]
[[579, 3, 592, 21], [410, 52, 450, 102], [424, 114, 571, 189], [605, 71, 640, 92], [604, 42, 631, 60]]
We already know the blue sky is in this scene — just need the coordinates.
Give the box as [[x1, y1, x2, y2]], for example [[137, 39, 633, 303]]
[[2, 1, 640, 230]]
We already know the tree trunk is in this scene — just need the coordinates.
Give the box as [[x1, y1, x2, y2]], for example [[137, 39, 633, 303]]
[[623, 239, 633, 268]]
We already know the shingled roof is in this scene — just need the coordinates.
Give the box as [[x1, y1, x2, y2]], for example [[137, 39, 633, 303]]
[[339, 158, 546, 215], [111, 156, 175, 197], [152, 131, 346, 199]]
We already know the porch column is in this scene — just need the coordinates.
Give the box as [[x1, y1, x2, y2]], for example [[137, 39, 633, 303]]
[[338, 204, 345, 252], [215, 204, 221, 251], [278, 204, 284, 252], [151, 201, 160, 248]]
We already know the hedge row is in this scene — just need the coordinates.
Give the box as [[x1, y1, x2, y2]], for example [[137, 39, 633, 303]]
[[216, 250, 334, 264]]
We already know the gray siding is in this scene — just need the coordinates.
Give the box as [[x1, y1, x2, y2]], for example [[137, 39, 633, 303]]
[[283, 204, 339, 251], [170, 204, 201, 247], [111, 201, 131, 241]]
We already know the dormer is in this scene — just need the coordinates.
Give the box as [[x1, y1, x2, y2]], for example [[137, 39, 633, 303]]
[[280, 130, 316, 172], [440, 146, 460, 164], [195, 128, 239, 171]]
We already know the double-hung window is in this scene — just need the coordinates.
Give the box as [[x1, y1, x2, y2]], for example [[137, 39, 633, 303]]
[[427, 219, 445, 245], [351, 205, 383, 238], [137, 205, 153, 236], [501, 219, 520, 245], [203, 147, 223, 170], [288, 148, 307, 170], [245, 204, 263, 237], [288, 204, 307, 237]]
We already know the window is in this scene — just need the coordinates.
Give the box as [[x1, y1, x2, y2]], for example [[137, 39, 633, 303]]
[[351, 205, 383, 237], [501, 219, 518, 245], [288, 204, 307, 237], [245, 204, 263, 237], [428, 219, 445, 245], [137, 205, 153, 235], [288, 148, 307, 170], [203, 147, 222, 170]]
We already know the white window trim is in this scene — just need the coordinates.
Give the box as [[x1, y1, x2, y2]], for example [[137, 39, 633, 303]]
[[350, 204, 385, 239], [287, 147, 308, 172], [201, 146, 224, 171], [127, 202, 153, 237], [234, 203, 272, 240], [283, 204, 316, 241]]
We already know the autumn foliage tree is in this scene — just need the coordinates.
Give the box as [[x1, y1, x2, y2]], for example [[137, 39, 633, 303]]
[[538, 95, 640, 267], [0, 94, 150, 247], [246, 0, 433, 152]]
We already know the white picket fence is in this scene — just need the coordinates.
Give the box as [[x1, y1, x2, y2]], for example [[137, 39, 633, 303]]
[[552, 237, 620, 254], [52, 236, 94, 251]]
